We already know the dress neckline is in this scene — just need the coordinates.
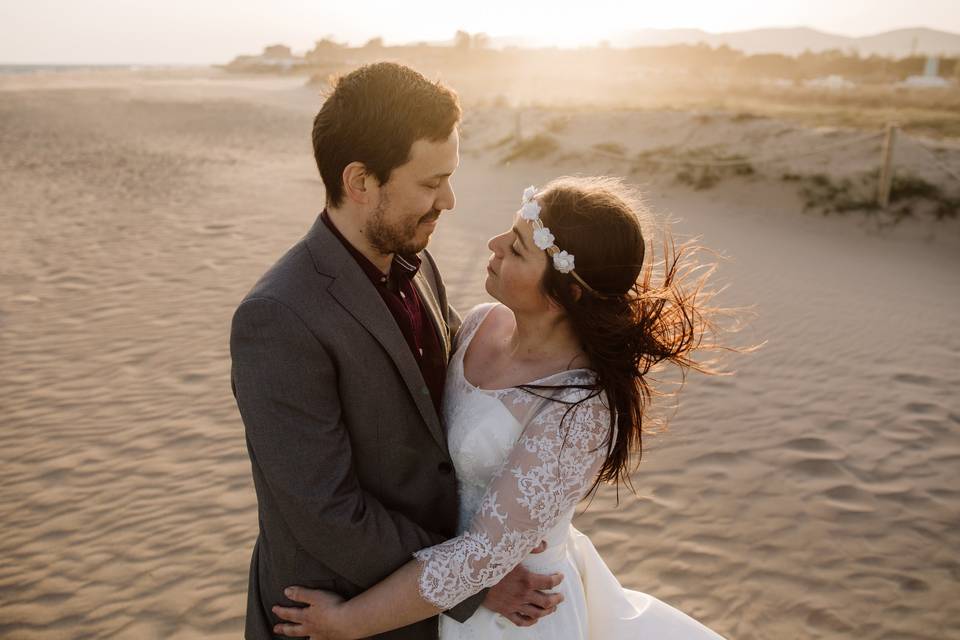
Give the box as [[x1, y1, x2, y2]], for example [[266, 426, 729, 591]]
[[457, 303, 593, 394]]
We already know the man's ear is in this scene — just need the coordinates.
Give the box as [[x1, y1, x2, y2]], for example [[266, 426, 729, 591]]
[[342, 162, 371, 204]]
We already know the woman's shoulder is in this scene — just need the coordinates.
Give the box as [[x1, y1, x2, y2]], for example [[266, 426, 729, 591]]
[[464, 301, 500, 324], [531, 375, 609, 423], [551, 373, 606, 407], [457, 302, 505, 344]]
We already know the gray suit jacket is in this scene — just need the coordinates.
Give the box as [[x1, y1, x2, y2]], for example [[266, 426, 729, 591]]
[[231, 215, 485, 639]]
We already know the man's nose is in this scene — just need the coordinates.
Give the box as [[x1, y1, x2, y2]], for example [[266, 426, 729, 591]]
[[436, 180, 455, 212]]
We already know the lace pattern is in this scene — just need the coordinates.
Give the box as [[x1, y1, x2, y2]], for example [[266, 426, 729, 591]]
[[413, 304, 611, 610]]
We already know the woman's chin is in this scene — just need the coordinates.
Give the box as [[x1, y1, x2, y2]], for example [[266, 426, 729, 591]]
[[483, 277, 496, 298], [484, 281, 506, 306]]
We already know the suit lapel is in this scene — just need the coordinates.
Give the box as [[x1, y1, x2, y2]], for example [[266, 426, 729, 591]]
[[306, 218, 447, 451], [413, 270, 451, 363]]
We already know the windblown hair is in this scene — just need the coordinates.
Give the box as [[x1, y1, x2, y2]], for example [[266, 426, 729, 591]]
[[312, 62, 461, 207], [525, 176, 734, 499]]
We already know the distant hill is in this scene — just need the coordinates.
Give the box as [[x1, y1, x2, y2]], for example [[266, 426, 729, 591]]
[[607, 26, 960, 57], [469, 27, 960, 58], [853, 28, 960, 57]]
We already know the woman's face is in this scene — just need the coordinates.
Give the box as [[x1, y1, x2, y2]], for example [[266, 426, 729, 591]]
[[485, 209, 553, 314]]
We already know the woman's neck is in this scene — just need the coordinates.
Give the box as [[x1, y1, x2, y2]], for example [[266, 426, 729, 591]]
[[508, 307, 585, 369]]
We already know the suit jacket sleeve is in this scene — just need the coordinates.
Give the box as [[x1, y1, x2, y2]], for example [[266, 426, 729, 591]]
[[231, 296, 450, 590]]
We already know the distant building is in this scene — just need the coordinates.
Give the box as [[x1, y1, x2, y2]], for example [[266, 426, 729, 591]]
[[901, 56, 951, 88], [227, 44, 304, 72], [804, 74, 855, 89], [305, 39, 347, 64], [263, 44, 294, 59]]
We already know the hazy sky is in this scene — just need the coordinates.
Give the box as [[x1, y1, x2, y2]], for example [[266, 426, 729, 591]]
[[2, 0, 958, 64]]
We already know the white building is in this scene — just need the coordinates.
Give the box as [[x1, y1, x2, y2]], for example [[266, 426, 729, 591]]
[[901, 56, 951, 88]]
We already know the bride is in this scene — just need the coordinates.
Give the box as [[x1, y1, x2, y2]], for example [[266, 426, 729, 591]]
[[271, 176, 727, 639]]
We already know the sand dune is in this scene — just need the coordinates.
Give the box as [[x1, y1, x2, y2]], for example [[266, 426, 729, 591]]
[[1, 69, 958, 639]]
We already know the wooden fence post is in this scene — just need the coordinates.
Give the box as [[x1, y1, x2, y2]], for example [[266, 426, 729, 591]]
[[877, 122, 899, 208]]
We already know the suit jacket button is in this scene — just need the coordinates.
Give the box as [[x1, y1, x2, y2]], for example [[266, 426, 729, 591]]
[[438, 461, 453, 474]]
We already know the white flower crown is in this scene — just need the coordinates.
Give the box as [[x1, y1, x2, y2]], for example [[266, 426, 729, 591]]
[[519, 185, 608, 298], [520, 186, 616, 300], [520, 186, 576, 274]]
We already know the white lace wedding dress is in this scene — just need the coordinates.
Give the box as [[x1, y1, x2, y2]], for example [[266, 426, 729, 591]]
[[413, 303, 726, 639]]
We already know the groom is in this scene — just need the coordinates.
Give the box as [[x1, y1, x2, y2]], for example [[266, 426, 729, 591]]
[[231, 63, 563, 639]]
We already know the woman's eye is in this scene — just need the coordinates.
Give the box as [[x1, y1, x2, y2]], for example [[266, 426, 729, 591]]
[[510, 244, 521, 257], [426, 183, 440, 190]]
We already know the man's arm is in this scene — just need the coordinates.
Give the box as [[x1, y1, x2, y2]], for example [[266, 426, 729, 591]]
[[271, 384, 606, 640], [231, 296, 447, 588], [442, 585, 484, 622]]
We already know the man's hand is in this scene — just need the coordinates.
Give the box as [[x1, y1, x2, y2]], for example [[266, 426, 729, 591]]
[[272, 586, 348, 639], [482, 541, 564, 627]]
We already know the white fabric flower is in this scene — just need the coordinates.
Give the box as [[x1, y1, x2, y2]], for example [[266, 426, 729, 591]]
[[533, 226, 555, 250], [520, 199, 541, 221], [553, 250, 576, 273], [522, 186, 538, 203]]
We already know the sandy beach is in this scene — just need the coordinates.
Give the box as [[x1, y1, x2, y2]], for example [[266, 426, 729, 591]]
[[1, 68, 958, 639]]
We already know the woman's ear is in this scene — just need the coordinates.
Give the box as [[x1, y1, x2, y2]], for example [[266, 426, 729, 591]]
[[570, 283, 583, 302], [342, 162, 370, 204]]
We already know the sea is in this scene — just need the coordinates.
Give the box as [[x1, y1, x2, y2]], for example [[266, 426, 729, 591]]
[[0, 64, 201, 75]]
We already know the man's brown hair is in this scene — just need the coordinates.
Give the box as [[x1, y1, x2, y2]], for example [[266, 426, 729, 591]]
[[312, 62, 462, 207]]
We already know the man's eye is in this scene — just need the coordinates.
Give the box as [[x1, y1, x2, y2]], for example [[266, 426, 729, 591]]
[[426, 183, 440, 190]]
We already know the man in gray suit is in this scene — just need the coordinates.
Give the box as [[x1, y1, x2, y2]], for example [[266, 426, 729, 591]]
[[231, 63, 563, 639]]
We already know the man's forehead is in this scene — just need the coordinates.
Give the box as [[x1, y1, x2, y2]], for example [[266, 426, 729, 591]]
[[407, 132, 459, 175]]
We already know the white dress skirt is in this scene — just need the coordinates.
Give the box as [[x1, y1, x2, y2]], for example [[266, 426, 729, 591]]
[[440, 524, 724, 639]]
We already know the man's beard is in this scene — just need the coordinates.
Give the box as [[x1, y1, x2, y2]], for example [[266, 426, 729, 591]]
[[366, 194, 439, 256]]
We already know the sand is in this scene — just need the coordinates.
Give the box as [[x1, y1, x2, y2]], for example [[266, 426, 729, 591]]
[[1, 68, 958, 639]]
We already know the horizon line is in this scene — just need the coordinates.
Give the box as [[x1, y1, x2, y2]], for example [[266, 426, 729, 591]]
[[3, 23, 958, 67]]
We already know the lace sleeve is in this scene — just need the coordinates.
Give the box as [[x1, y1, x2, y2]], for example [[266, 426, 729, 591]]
[[412, 389, 611, 609]]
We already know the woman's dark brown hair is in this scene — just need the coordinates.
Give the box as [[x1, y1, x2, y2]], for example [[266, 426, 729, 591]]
[[524, 176, 732, 499], [312, 62, 461, 207]]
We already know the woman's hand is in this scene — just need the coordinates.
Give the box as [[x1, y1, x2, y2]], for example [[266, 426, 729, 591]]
[[272, 586, 350, 639]]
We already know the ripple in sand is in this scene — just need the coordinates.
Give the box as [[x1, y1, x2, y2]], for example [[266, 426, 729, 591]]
[[783, 436, 834, 453], [805, 608, 855, 634], [891, 372, 935, 386], [824, 484, 872, 502], [688, 451, 742, 467], [849, 571, 931, 593], [787, 457, 850, 479], [823, 484, 876, 513], [904, 401, 939, 414]]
